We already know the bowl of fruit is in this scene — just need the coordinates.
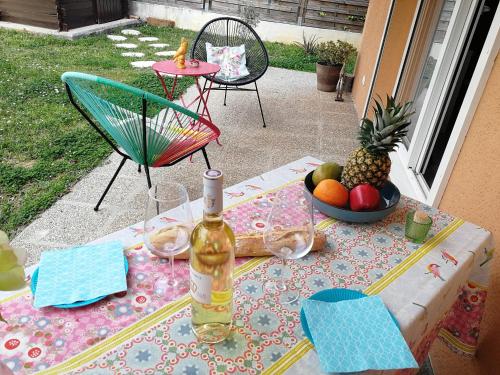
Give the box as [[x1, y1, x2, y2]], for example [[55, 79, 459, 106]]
[[304, 96, 414, 223], [305, 162, 400, 224]]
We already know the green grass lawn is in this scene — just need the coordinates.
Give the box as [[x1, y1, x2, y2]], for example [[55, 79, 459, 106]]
[[0, 24, 318, 236]]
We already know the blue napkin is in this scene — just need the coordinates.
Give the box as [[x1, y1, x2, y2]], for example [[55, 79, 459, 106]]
[[302, 296, 418, 373], [34, 241, 127, 308]]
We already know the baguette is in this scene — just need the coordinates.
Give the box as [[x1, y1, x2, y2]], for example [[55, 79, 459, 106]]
[[175, 230, 326, 259]]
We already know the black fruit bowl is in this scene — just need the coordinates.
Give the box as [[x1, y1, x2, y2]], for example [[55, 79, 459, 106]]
[[304, 171, 401, 223]]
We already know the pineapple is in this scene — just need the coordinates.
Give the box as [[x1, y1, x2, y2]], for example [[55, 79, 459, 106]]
[[341, 96, 414, 189]]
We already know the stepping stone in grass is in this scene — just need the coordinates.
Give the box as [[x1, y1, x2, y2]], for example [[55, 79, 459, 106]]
[[121, 29, 141, 36], [155, 50, 176, 57], [107, 35, 127, 41], [115, 43, 138, 49], [131, 61, 157, 68], [138, 37, 159, 42], [149, 43, 170, 48], [122, 52, 145, 57]]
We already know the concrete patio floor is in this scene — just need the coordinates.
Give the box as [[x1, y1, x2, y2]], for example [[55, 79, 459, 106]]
[[12, 67, 360, 265]]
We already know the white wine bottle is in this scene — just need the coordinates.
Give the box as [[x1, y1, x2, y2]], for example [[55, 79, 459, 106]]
[[190, 169, 235, 343]]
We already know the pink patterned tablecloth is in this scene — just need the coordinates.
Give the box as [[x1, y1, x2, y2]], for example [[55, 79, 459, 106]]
[[0, 157, 494, 374]]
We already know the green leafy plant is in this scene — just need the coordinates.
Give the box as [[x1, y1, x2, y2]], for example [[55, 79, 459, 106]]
[[316, 40, 357, 67], [348, 15, 366, 22], [294, 32, 319, 55], [344, 52, 358, 75]]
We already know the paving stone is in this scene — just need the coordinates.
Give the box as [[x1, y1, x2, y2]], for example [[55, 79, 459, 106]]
[[107, 35, 127, 41], [115, 43, 138, 49], [121, 29, 141, 36], [130, 60, 156, 68], [155, 50, 176, 57], [149, 43, 170, 48], [138, 36, 159, 42], [122, 52, 145, 57]]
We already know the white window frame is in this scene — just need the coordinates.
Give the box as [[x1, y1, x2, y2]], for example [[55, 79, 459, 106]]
[[389, 0, 500, 206]]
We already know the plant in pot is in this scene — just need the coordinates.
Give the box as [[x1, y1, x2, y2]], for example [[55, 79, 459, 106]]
[[316, 40, 357, 92], [343, 51, 357, 92]]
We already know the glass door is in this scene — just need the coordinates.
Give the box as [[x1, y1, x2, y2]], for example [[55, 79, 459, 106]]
[[419, 0, 497, 187], [395, 0, 484, 195]]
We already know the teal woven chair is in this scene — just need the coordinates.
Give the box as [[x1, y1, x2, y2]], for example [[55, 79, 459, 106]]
[[62, 72, 220, 211]]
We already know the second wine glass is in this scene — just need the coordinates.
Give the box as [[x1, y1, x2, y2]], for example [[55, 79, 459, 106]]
[[144, 182, 193, 293], [263, 188, 314, 304]]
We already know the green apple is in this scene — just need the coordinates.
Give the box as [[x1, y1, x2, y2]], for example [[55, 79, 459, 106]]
[[0, 230, 8, 245], [0, 245, 19, 272], [0, 265, 25, 291], [312, 162, 342, 185]]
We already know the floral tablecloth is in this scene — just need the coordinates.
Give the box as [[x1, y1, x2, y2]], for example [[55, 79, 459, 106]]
[[0, 156, 494, 374]]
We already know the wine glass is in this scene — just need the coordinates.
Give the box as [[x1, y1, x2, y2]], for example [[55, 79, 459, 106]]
[[263, 188, 315, 304], [144, 183, 193, 293]]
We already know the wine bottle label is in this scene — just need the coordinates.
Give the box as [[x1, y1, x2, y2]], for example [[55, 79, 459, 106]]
[[203, 170, 223, 214], [190, 265, 213, 304]]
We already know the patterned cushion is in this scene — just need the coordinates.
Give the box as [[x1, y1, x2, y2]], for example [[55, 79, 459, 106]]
[[206, 42, 250, 82]]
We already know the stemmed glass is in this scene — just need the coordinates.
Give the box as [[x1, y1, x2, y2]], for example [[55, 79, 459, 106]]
[[144, 183, 193, 293], [263, 188, 315, 304]]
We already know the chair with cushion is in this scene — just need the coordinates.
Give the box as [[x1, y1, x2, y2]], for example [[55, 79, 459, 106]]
[[62, 72, 220, 211], [191, 17, 269, 127]]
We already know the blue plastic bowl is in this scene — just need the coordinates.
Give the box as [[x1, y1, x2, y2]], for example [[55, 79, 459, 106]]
[[31, 256, 129, 309], [304, 171, 400, 223], [300, 288, 400, 344]]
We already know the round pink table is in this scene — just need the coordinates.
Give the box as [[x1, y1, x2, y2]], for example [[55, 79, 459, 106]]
[[152, 60, 220, 128]]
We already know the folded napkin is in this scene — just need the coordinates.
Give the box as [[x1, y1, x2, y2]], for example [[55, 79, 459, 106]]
[[302, 296, 418, 373], [34, 241, 127, 308]]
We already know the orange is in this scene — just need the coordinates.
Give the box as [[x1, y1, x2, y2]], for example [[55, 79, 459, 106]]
[[313, 179, 349, 207]]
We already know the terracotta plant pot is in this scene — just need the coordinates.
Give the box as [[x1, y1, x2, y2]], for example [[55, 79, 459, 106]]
[[316, 63, 342, 92]]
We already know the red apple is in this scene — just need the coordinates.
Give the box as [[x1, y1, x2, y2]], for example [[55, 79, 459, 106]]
[[349, 184, 381, 211]]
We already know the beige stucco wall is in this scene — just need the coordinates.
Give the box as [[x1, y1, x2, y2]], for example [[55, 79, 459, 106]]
[[434, 57, 500, 372], [366, 0, 418, 116], [351, 0, 392, 116], [352, 0, 418, 118]]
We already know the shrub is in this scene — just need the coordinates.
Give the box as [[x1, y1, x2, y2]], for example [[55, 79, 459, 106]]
[[316, 40, 357, 67]]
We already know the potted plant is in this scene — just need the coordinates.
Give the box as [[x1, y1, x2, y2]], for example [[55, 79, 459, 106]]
[[343, 51, 358, 92], [316, 40, 357, 92]]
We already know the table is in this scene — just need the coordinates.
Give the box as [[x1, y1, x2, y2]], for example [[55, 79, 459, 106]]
[[152, 60, 220, 129], [0, 156, 494, 374]]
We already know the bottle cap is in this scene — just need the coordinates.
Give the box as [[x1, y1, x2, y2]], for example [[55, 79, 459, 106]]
[[203, 170, 223, 213], [203, 169, 223, 181]]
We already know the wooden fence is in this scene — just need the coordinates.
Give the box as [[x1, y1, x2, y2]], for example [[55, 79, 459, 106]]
[[135, 0, 368, 32], [0, 0, 128, 30], [0, 0, 59, 29]]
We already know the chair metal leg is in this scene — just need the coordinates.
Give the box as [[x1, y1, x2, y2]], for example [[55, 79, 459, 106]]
[[224, 85, 228, 106], [94, 156, 127, 211], [144, 164, 152, 190], [254, 82, 266, 128], [202, 147, 211, 169]]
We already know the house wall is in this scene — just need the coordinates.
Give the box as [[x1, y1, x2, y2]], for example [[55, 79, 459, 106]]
[[352, 0, 419, 117], [351, 0, 392, 116], [436, 57, 500, 372], [128, 1, 363, 46]]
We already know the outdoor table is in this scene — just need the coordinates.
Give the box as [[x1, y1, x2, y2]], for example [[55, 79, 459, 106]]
[[152, 60, 220, 129], [0, 156, 494, 374]]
